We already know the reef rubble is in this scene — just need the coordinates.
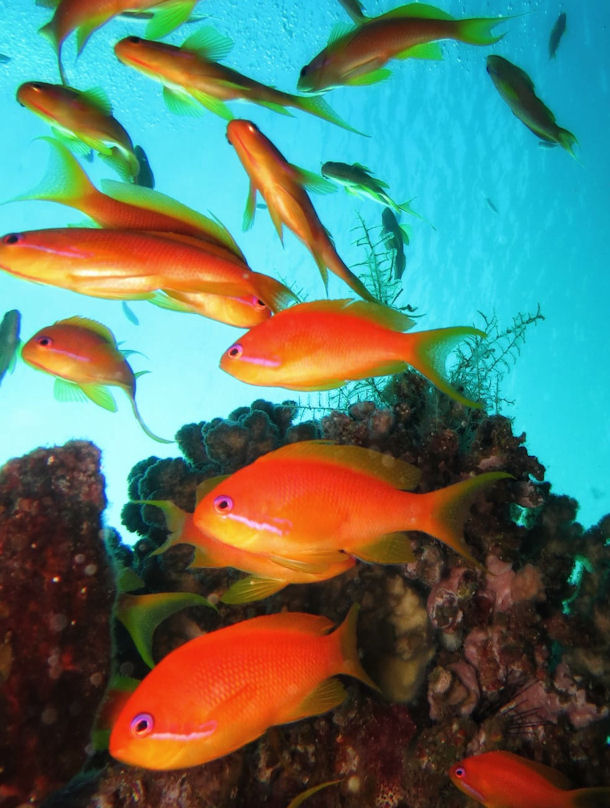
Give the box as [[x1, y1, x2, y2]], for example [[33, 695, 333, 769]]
[[0, 441, 113, 808]]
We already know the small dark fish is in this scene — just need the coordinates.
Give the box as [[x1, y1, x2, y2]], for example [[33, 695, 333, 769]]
[[0, 53, 11, 64], [337, 0, 366, 23], [122, 301, 140, 326], [486, 196, 499, 213], [0, 309, 21, 385], [134, 145, 155, 189], [381, 207, 409, 281], [549, 12, 567, 59], [486, 55, 577, 156]]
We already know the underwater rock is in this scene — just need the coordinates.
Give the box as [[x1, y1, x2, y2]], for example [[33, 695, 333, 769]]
[[96, 393, 610, 807], [0, 441, 113, 808]]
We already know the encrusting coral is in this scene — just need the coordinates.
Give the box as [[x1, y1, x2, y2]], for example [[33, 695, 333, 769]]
[[32, 381, 602, 808], [4, 384, 609, 807]]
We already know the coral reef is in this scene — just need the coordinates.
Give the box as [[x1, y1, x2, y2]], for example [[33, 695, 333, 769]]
[[14, 387, 610, 808], [0, 442, 114, 808]]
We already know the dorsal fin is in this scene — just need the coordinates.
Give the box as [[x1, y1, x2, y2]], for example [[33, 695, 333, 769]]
[[100, 179, 246, 259], [378, 2, 453, 20], [255, 440, 421, 490], [327, 22, 357, 46], [182, 26, 234, 61], [294, 298, 415, 332], [234, 611, 335, 635], [54, 316, 117, 345], [81, 87, 113, 116]]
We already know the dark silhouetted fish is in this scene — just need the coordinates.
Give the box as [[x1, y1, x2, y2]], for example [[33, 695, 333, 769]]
[[0, 309, 21, 386], [134, 145, 155, 188], [549, 12, 567, 59], [486, 55, 577, 156]]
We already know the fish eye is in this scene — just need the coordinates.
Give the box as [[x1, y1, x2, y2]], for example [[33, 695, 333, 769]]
[[127, 36, 141, 44], [226, 343, 243, 359], [252, 297, 268, 311], [36, 335, 53, 347], [2, 233, 23, 245], [299, 65, 308, 77], [453, 767, 465, 778], [30, 82, 43, 91], [213, 494, 233, 514], [130, 712, 154, 737]]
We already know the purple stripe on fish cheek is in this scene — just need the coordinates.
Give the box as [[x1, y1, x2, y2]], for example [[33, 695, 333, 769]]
[[152, 720, 218, 742]]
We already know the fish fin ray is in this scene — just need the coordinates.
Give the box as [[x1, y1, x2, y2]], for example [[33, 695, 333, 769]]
[[53, 378, 88, 404], [261, 440, 421, 489], [396, 41, 443, 60], [81, 383, 117, 412], [346, 68, 391, 85], [355, 532, 415, 564], [283, 677, 347, 722], [162, 85, 205, 116], [181, 26, 233, 61], [145, 0, 197, 39], [221, 576, 287, 604]]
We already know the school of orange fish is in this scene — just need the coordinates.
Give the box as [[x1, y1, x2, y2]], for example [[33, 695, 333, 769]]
[[2, 0, 603, 805]]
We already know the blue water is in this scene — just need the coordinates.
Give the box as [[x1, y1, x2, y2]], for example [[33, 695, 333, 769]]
[[0, 0, 608, 535]]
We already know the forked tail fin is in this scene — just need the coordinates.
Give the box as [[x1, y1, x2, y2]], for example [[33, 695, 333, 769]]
[[404, 326, 486, 407], [408, 472, 513, 568]]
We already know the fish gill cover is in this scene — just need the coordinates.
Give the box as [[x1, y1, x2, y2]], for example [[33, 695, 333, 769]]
[[0, 0, 609, 806]]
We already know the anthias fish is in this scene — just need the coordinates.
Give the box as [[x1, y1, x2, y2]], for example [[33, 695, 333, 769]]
[[449, 750, 610, 807], [486, 56, 577, 155], [13, 139, 274, 327], [549, 12, 567, 59], [220, 298, 483, 408], [298, 2, 508, 92], [321, 161, 419, 218], [226, 119, 375, 302], [17, 81, 142, 182], [40, 0, 200, 83], [193, 439, 510, 569], [145, 492, 357, 603], [0, 228, 294, 314], [114, 30, 359, 132], [21, 316, 171, 442], [0, 309, 21, 387], [109, 605, 377, 769]]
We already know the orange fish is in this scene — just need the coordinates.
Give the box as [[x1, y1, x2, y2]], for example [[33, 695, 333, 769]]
[[12, 138, 275, 327], [142, 480, 358, 603], [17, 82, 142, 183], [40, 0, 200, 83], [109, 604, 377, 769], [449, 750, 610, 808], [193, 440, 510, 570], [220, 298, 484, 408], [21, 316, 171, 442], [114, 31, 360, 132], [298, 3, 508, 92], [0, 228, 294, 314], [226, 119, 375, 302]]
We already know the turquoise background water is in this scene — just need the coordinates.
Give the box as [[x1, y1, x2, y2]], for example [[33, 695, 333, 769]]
[[0, 0, 608, 535]]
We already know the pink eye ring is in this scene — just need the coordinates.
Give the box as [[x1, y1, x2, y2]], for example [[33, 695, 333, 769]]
[[2, 233, 23, 245], [453, 767, 465, 778], [213, 495, 233, 514], [226, 343, 243, 359], [36, 335, 53, 347], [252, 297, 268, 311], [130, 712, 154, 737]]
